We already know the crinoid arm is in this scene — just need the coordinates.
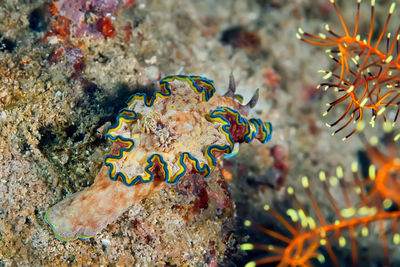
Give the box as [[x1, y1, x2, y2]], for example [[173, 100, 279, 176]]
[[298, 0, 400, 139]]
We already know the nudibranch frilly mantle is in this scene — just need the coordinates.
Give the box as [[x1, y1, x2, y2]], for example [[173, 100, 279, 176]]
[[45, 75, 272, 241]]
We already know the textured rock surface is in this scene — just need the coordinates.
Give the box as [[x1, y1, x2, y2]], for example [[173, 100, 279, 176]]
[[0, 0, 390, 266]]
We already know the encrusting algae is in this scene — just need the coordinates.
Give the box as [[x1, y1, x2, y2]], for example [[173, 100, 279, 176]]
[[45, 74, 272, 241]]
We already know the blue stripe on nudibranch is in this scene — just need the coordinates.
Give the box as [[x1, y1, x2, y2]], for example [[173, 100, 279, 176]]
[[234, 94, 244, 103], [250, 118, 273, 143], [44, 211, 94, 242], [204, 144, 232, 172], [105, 109, 138, 136], [161, 75, 216, 102], [167, 152, 211, 183], [124, 75, 216, 108], [224, 143, 240, 159], [144, 154, 169, 183], [104, 136, 135, 181], [209, 106, 259, 143], [103, 75, 272, 187]]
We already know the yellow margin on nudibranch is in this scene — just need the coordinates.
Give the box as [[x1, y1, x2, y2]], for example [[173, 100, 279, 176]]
[[44, 209, 94, 242], [165, 75, 216, 102], [209, 106, 272, 143], [250, 118, 273, 143], [224, 143, 240, 159], [126, 75, 216, 107], [105, 135, 135, 180], [234, 94, 244, 103], [167, 152, 211, 183]]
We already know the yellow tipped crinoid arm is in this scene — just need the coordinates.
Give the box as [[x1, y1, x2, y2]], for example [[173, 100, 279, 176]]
[[298, 0, 400, 139]]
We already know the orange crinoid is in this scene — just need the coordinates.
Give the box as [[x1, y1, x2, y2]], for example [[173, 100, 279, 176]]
[[297, 0, 400, 139]]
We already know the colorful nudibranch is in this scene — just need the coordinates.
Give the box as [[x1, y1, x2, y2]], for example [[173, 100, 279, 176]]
[[45, 75, 272, 241]]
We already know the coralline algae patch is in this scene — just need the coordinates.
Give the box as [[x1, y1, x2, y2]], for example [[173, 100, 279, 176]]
[[48, 0, 135, 40], [45, 75, 272, 242]]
